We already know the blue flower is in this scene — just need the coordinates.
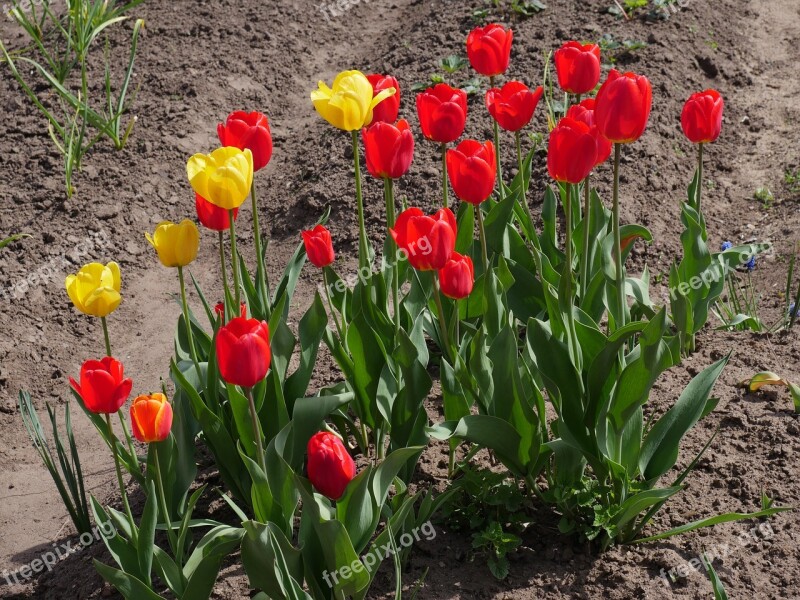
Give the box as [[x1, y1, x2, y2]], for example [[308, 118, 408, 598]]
[[745, 256, 756, 271], [720, 241, 733, 251], [790, 303, 798, 318]]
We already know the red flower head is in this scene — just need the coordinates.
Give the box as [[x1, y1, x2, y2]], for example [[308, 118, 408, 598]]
[[196, 193, 239, 232], [217, 110, 273, 172], [301, 225, 335, 268], [69, 357, 132, 415], [306, 431, 356, 500], [681, 89, 724, 144], [362, 119, 415, 179], [390, 207, 457, 271], [416, 84, 468, 144], [439, 252, 474, 300], [595, 70, 652, 144], [554, 41, 602, 95], [446, 139, 496, 205], [367, 74, 401, 124], [466, 23, 513, 77], [129, 393, 173, 443], [566, 98, 612, 166], [215, 317, 271, 388], [214, 301, 247, 319], [485, 81, 543, 132], [547, 117, 598, 184]]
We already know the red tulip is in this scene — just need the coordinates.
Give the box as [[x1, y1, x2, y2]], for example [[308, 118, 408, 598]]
[[214, 301, 247, 319], [306, 431, 356, 500], [367, 74, 401, 124], [69, 357, 132, 414], [566, 99, 612, 167], [446, 139, 496, 205], [547, 117, 597, 184], [215, 317, 271, 388], [466, 23, 513, 77], [485, 81, 543, 132], [196, 193, 239, 231], [301, 225, 335, 268], [554, 41, 601, 95], [681, 89, 724, 144], [595, 70, 652, 144], [362, 119, 414, 179], [129, 393, 173, 443], [390, 207, 457, 271], [217, 110, 273, 171], [439, 252, 474, 300], [416, 84, 468, 144]]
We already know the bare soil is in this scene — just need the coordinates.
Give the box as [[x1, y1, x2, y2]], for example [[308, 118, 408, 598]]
[[1, 0, 799, 598]]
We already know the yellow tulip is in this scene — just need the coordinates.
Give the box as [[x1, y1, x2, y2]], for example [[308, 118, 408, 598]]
[[186, 147, 253, 210], [65, 262, 121, 318], [145, 219, 199, 268], [311, 70, 396, 131]]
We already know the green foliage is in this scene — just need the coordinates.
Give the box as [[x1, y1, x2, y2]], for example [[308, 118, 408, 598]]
[[754, 186, 775, 208], [0, 233, 30, 249], [0, 0, 144, 196], [785, 168, 800, 193]]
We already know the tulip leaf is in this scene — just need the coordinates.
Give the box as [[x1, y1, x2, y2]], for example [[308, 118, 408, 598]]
[[93, 560, 165, 600], [336, 467, 375, 554], [284, 292, 328, 412], [137, 479, 158, 587], [241, 520, 309, 599]]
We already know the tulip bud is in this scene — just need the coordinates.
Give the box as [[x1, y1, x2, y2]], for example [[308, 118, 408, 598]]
[[390, 207, 457, 271], [547, 117, 598, 184], [196, 193, 239, 232], [301, 225, 335, 268], [466, 23, 513, 77], [416, 84, 468, 144], [554, 41, 602, 95], [595, 70, 652, 144], [69, 357, 132, 414], [439, 252, 474, 300], [214, 301, 247, 319], [217, 111, 274, 171], [681, 90, 724, 144], [130, 393, 173, 443], [485, 81, 543, 132], [367, 74, 401, 124], [187, 147, 254, 210], [566, 99, 612, 167], [362, 119, 415, 180], [65, 262, 122, 318], [446, 139, 496, 205], [311, 70, 396, 131], [215, 317, 271, 388], [306, 431, 356, 500], [145, 219, 200, 268]]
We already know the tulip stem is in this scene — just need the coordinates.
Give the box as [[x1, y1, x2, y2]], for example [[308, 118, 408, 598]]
[[323, 268, 346, 344], [106, 413, 137, 545], [351, 130, 368, 271], [218, 231, 229, 321], [228, 210, 242, 309], [101, 317, 112, 357], [432, 277, 454, 364], [385, 177, 401, 335], [611, 143, 626, 337], [564, 182, 581, 368], [250, 183, 270, 315], [117, 412, 139, 476], [152, 446, 178, 557], [580, 174, 592, 301], [441, 143, 449, 209], [244, 387, 267, 474], [515, 131, 535, 234], [696, 143, 703, 213], [490, 76, 504, 202], [475, 204, 490, 274], [178, 266, 203, 382]]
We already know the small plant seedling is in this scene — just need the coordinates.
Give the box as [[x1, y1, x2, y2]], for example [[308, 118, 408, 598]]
[[439, 54, 468, 74], [511, 0, 546, 16], [754, 186, 775, 208], [598, 33, 648, 63], [784, 168, 800, 193], [0, 233, 30, 250]]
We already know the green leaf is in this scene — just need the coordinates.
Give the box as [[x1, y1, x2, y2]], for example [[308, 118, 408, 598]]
[[137, 480, 158, 587], [241, 520, 309, 600], [640, 355, 729, 481], [93, 561, 165, 600]]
